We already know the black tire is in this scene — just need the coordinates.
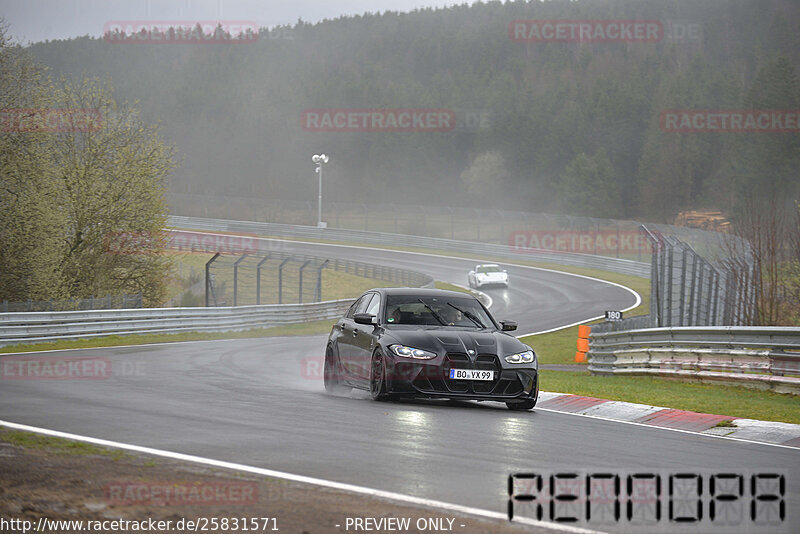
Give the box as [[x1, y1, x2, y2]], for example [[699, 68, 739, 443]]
[[369, 348, 389, 401], [324, 345, 346, 394], [506, 399, 537, 411]]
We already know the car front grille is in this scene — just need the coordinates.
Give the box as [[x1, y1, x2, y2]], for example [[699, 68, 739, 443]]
[[412, 352, 524, 397]]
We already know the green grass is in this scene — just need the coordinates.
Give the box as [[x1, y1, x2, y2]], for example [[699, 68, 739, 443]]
[[516, 266, 649, 365], [714, 419, 738, 428], [0, 430, 127, 460], [321, 270, 398, 300], [434, 281, 470, 293], [540, 370, 800, 424]]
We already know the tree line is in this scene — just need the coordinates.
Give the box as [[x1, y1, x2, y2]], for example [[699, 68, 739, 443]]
[[23, 0, 800, 223], [0, 25, 175, 304]]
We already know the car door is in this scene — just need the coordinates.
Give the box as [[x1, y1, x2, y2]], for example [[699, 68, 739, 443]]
[[352, 292, 381, 380], [337, 293, 373, 377]]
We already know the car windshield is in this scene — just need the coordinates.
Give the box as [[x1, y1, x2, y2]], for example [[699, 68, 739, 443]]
[[384, 295, 495, 329], [477, 265, 501, 274]]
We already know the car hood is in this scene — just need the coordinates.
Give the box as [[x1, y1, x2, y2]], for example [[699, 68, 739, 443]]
[[382, 326, 528, 358]]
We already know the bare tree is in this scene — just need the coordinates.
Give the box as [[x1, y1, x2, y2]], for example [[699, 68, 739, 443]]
[[724, 194, 798, 325]]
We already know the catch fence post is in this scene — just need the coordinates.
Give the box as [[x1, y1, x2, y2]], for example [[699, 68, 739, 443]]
[[665, 244, 674, 327], [298, 259, 312, 303], [256, 254, 271, 305], [205, 253, 221, 307], [316, 259, 329, 302], [687, 255, 698, 326], [679, 248, 688, 326], [233, 254, 249, 307], [278, 257, 292, 304]]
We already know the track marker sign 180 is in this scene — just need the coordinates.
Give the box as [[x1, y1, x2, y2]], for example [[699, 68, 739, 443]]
[[605, 310, 623, 321]]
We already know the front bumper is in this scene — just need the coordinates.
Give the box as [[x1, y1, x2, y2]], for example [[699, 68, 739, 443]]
[[385, 352, 537, 401], [475, 279, 508, 288]]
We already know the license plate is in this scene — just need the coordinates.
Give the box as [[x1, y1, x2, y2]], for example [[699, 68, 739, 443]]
[[449, 369, 494, 381]]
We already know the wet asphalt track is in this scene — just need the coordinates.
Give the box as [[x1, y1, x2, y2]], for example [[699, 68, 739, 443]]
[[1, 241, 797, 533]]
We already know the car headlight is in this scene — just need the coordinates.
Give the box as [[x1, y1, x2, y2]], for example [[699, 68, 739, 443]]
[[390, 344, 437, 360], [505, 350, 535, 364]]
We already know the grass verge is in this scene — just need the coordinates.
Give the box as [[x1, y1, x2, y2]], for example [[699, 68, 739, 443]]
[[521, 322, 603, 366], [540, 370, 800, 424], [0, 430, 128, 460]]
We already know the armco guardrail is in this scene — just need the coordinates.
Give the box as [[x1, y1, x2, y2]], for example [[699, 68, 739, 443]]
[[0, 299, 355, 347], [167, 216, 651, 277], [587, 326, 800, 394]]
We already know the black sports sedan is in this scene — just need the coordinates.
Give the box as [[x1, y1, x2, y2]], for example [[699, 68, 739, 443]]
[[324, 287, 539, 410]]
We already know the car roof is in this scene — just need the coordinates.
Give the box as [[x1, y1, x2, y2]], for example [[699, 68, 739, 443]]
[[368, 287, 478, 299], [476, 263, 500, 267]]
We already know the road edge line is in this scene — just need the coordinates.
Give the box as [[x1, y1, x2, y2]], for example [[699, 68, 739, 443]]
[[0, 419, 601, 534]]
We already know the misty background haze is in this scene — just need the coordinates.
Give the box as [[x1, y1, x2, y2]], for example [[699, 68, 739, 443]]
[[3, 0, 800, 225]]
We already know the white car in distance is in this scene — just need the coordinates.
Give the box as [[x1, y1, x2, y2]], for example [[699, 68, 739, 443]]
[[468, 264, 509, 289]]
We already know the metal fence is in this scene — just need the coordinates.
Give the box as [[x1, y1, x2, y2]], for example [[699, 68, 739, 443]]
[[587, 326, 800, 394], [1, 294, 143, 313], [0, 299, 355, 347], [202, 251, 434, 307], [593, 225, 756, 333]]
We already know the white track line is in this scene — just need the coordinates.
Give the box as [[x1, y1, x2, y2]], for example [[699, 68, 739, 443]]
[[534, 408, 800, 451], [0, 419, 601, 534]]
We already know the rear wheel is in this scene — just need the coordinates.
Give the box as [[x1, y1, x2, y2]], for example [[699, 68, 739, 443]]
[[370, 349, 389, 401], [324, 345, 347, 394]]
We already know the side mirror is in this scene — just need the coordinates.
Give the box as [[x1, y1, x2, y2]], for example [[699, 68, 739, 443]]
[[354, 313, 377, 325], [500, 320, 517, 332]]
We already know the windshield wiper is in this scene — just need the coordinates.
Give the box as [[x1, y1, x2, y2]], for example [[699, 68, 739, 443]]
[[447, 302, 485, 328], [417, 298, 447, 326]]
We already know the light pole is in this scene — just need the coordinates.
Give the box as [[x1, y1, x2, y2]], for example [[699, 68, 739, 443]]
[[312, 154, 329, 228]]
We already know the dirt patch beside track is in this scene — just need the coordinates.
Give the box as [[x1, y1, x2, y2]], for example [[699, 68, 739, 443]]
[[0, 429, 554, 534]]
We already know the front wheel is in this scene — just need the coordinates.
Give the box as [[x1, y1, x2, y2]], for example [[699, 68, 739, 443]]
[[506, 399, 537, 411], [324, 345, 347, 394], [370, 349, 389, 401]]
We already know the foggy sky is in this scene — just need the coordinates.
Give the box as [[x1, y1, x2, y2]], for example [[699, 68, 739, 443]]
[[1, 0, 463, 44]]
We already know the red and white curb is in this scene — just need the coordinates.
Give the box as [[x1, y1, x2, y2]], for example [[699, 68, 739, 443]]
[[537, 392, 800, 448]]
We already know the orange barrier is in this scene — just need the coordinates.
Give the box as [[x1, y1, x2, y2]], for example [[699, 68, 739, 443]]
[[576, 325, 591, 362]]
